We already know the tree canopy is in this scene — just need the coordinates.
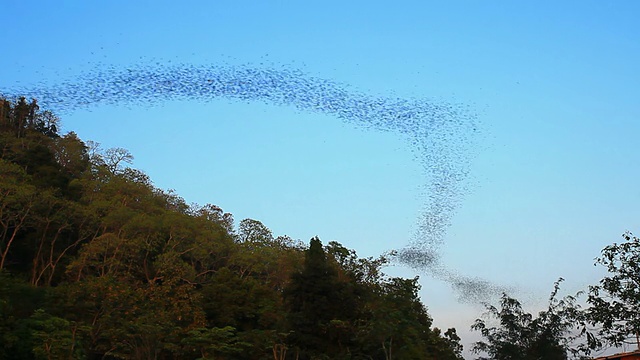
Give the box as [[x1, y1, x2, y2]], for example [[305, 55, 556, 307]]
[[5, 96, 639, 360], [471, 280, 583, 360], [585, 232, 640, 349], [0, 97, 463, 359]]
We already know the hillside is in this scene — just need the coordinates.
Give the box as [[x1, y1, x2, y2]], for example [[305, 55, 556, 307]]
[[0, 97, 463, 360]]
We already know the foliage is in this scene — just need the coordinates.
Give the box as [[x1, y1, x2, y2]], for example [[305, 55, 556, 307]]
[[471, 279, 584, 360], [284, 237, 356, 359], [585, 232, 640, 349], [0, 97, 462, 359], [27, 309, 89, 360]]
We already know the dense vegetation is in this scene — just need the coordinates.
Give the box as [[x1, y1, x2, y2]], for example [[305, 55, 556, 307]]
[[2, 97, 638, 360], [0, 97, 464, 359]]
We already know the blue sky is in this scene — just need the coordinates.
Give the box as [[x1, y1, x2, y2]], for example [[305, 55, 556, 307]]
[[3, 1, 640, 356]]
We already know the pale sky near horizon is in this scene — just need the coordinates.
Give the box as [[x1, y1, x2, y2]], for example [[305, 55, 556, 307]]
[[2, 1, 640, 357]]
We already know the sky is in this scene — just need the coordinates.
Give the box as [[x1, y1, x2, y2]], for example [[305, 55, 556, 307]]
[[2, 1, 640, 357]]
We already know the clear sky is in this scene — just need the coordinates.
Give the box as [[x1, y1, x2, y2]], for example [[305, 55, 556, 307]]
[[2, 1, 640, 357]]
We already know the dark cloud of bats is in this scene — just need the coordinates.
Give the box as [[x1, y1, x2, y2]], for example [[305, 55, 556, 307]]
[[1, 61, 506, 302]]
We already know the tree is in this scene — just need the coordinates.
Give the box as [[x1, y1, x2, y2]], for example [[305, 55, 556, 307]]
[[181, 326, 249, 359], [102, 147, 133, 174], [0, 271, 47, 359], [440, 328, 464, 359], [471, 280, 582, 360], [284, 237, 357, 359], [0, 97, 470, 359], [359, 276, 460, 360], [0, 161, 38, 271], [26, 309, 88, 360], [51, 132, 89, 179], [0, 98, 57, 138], [586, 231, 640, 349], [236, 218, 273, 244]]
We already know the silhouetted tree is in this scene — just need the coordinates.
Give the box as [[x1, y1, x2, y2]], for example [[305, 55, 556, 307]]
[[586, 232, 640, 350], [472, 280, 583, 360]]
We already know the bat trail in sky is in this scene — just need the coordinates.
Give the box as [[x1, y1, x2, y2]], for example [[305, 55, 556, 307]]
[[1, 61, 505, 302]]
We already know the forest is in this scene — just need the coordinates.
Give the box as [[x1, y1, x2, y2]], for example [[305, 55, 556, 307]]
[[1, 97, 638, 360], [0, 97, 465, 359]]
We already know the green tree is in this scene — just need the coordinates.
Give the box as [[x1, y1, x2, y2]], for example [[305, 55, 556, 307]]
[[181, 326, 249, 359], [51, 132, 90, 179], [585, 231, 640, 349], [0, 97, 469, 360], [0, 98, 57, 138], [362, 276, 450, 360], [0, 271, 47, 360], [471, 280, 582, 360], [0, 160, 38, 271], [285, 237, 357, 359], [27, 309, 88, 360], [439, 328, 465, 359]]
